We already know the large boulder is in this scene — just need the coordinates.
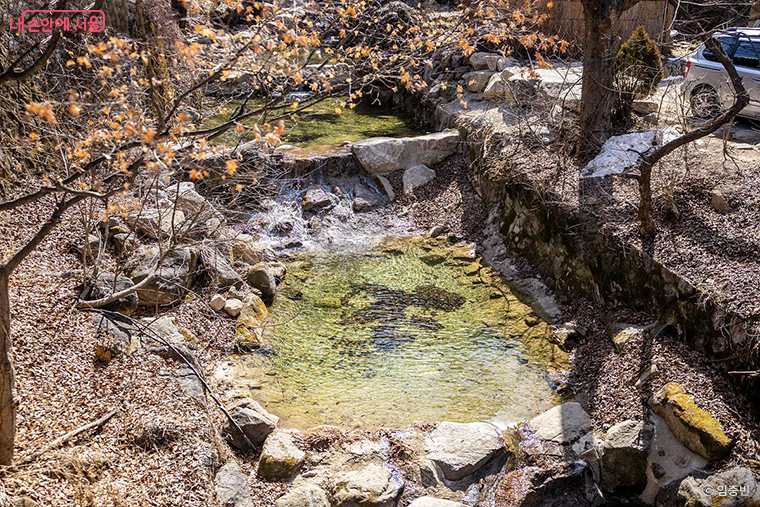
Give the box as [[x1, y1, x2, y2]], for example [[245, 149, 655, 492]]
[[601, 420, 653, 494], [402, 165, 436, 195], [275, 484, 330, 507], [222, 398, 279, 451], [125, 246, 199, 306], [333, 464, 402, 507], [200, 242, 242, 288], [528, 402, 591, 445], [425, 421, 503, 481], [246, 263, 277, 303], [257, 430, 306, 479], [352, 130, 459, 174], [83, 272, 139, 315], [676, 467, 758, 507], [215, 461, 253, 507], [648, 382, 732, 462], [462, 70, 493, 93]]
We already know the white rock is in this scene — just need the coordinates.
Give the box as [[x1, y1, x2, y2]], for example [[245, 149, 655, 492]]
[[403, 165, 436, 195], [425, 421, 503, 481], [224, 298, 244, 317], [529, 402, 591, 444], [210, 294, 227, 311], [408, 497, 464, 507], [333, 464, 401, 507], [483, 73, 507, 101], [215, 461, 253, 507], [352, 130, 459, 175], [275, 484, 330, 507], [258, 429, 306, 479]]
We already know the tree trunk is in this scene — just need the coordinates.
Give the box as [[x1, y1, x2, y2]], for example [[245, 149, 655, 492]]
[[637, 164, 655, 235], [0, 270, 15, 466], [578, 1, 617, 157]]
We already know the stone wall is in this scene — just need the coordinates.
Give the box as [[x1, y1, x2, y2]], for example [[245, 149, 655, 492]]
[[393, 90, 756, 390]]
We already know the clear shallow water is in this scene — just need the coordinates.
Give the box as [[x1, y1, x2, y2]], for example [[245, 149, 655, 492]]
[[208, 97, 423, 153], [229, 237, 568, 429]]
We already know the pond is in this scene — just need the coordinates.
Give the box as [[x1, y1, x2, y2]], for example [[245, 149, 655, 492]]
[[207, 97, 424, 155], [227, 236, 569, 429]]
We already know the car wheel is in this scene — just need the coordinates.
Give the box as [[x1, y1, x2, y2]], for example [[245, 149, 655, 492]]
[[690, 86, 721, 119]]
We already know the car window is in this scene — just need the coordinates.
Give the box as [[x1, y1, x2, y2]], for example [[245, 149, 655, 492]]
[[702, 36, 737, 62], [732, 39, 760, 69]]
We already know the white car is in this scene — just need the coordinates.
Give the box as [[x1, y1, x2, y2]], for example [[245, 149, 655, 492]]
[[683, 28, 760, 119]]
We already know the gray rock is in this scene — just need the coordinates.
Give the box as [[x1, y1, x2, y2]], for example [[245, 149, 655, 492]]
[[353, 182, 383, 212], [83, 272, 139, 316], [165, 181, 226, 228], [333, 464, 401, 507], [468, 52, 498, 70], [352, 130, 459, 175], [632, 99, 659, 115], [429, 225, 449, 238], [483, 73, 507, 101], [711, 189, 732, 213], [257, 429, 306, 479], [246, 263, 277, 303], [126, 207, 186, 240], [550, 322, 587, 352], [223, 398, 279, 451], [374, 175, 395, 201], [677, 467, 757, 507], [529, 402, 591, 444], [601, 420, 653, 493], [275, 484, 330, 507], [462, 70, 493, 93], [503, 76, 541, 107], [210, 294, 227, 311], [402, 165, 436, 195], [91, 312, 138, 362], [125, 245, 198, 307], [408, 497, 464, 507], [215, 461, 253, 507], [200, 243, 242, 287], [302, 186, 332, 211], [425, 421, 503, 481]]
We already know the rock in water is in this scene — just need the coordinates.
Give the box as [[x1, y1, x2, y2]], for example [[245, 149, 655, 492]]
[[403, 165, 436, 195], [352, 130, 459, 174], [353, 182, 384, 212], [425, 421, 503, 481], [648, 382, 731, 461], [222, 398, 279, 451], [528, 402, 591, 444], [246, 264, 277, 303], [601, 420, 653, 494], [215, 461, 253, 507], [302, 185, 332, 211], [257, 430, 306, 479], [332, 464, 401, 507], [275, 484, 330, 507]]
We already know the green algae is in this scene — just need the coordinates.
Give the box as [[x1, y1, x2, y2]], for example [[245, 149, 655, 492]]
[[230, 237, 569, 429], [206, 97, 423, 153]]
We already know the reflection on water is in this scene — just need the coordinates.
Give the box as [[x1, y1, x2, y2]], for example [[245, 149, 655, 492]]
[[230, 237, 568, 429]]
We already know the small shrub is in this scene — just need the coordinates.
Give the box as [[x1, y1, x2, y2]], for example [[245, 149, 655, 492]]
[[615, 26, 663, 119]]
